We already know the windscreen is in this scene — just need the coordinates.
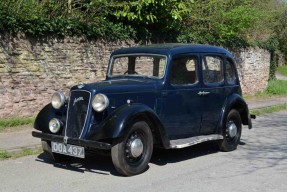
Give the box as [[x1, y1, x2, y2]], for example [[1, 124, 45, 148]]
[[109, 55, 167, 79]]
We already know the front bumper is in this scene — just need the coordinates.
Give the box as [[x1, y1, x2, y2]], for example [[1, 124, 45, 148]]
[[32, 131, 111, 150]]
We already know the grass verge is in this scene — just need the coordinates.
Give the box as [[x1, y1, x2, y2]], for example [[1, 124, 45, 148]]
[[250, 104, 287, 116], [245, 79, 287, 100], [0, 117, 34, 132], [277, 65, 287, 76], [265, 80, 287, 96], [0, 147, 42, 160]]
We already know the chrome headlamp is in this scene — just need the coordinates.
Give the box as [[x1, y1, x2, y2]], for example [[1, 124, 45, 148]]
[[51, 92, 66, 109], [49, 118, 62, 133], [92, 93, 109, 112]]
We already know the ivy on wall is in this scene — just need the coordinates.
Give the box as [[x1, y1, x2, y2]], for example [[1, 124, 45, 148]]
[[254, 38, 280, 80]]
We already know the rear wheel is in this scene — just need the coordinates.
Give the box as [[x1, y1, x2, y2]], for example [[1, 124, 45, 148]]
[[41, 140, 70, 162], [111, 121, 153, 176], [219, 109, 242, 152]]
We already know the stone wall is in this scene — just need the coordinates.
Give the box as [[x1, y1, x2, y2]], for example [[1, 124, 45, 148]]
[[0, 34, 136, 118], [0, 34, 271, 118], [232, 48, 271, 95]]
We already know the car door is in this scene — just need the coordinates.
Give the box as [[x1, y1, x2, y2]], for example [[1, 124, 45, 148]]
[[199, 54, 227, 135], [160, 54, 202, 139]]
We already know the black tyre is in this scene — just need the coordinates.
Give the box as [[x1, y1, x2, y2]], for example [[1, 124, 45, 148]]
[[219, 109, 242, 152], [111, 121, 153, 176], [41, 140, 70, 163]]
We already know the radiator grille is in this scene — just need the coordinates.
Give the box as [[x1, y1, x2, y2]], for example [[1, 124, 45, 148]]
[[65, 90, 91, 138]]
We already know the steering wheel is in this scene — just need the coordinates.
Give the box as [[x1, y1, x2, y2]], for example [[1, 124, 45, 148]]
[[124, 70, 138, 75]]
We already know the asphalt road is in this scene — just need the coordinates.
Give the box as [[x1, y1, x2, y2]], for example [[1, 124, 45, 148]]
[[1, 111, 286, 192]]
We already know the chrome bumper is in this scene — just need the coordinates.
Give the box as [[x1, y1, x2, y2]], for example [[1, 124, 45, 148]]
[[32, 131, 111, 150]]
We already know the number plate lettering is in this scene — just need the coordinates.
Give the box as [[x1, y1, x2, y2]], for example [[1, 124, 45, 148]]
[[51, 142, 85, 158]]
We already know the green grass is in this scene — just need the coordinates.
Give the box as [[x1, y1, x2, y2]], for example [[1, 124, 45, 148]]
[[246, 66, 287, 99], [249, 79, 287, 98], [0, 147, 42, 160], [265, 80, 287, 96], [250, 104, 287, 116], [0, 150, 12, 159], [277, 65, 287, 76], [0, 117, 34, 132]]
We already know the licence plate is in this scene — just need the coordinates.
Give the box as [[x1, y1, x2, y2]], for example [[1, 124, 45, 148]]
[[51, 142, 85, 158]]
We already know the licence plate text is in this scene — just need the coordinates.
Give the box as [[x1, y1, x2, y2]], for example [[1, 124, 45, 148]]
[[51, 142, 85, 158]]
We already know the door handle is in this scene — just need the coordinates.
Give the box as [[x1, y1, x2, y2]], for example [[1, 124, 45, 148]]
[[198, 91, 210, 96]]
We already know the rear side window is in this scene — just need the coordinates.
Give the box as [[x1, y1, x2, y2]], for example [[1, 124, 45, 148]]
[[202, 56, 224, 84], [226, 59, 236, 84]]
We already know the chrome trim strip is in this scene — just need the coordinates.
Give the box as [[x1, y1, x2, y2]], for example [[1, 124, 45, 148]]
[[170, 134, 223, 149], [65, 90, 92, 139]]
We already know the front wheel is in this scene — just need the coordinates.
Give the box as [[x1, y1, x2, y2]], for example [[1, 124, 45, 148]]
[[111, 121, 153, 176], [218, 109, 242, 152]]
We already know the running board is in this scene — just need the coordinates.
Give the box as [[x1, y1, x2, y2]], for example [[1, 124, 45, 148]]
[[170, 134, 223, 149]]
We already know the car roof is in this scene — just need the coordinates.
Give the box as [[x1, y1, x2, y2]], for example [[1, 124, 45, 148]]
[[111, 43, 234, 58]]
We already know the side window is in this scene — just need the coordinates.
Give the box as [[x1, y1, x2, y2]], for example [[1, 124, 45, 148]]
[[202, 56, 224, 84], [226, 59, 236, 84], [171, 56, 198, 85]]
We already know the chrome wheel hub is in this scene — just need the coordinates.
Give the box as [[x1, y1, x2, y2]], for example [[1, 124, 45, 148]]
[[126, 133, 144, 159], [227, 121, 237, 138], [130, 138, 143, 158]]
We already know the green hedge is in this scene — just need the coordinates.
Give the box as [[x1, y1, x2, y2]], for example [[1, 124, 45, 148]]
[[0, 0, 286, 54], [0, 1, 136, 40]]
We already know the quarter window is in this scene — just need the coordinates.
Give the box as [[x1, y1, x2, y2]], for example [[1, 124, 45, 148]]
[[202, 56, 224, 84], [226, 59, 236, 83], [171, 56, 198, 85]]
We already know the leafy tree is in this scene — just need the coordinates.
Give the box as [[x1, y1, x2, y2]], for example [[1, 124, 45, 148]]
[[114, 0, 193, 25], [112, 0, 194, 41], [177, 0, 275, 46], [0, 0, 286, 51], [274, 7, 287, 61]]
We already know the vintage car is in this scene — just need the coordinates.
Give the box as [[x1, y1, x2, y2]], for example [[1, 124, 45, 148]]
[[32, 44, 254, 176]]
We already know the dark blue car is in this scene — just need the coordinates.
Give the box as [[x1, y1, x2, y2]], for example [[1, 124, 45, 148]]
[[32, 44, 254, 176]]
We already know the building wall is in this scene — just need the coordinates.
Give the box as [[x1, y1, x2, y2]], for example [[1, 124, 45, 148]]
[[0, 35, 270, 118]]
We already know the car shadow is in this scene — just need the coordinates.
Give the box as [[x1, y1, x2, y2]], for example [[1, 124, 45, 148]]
[[150, 141, 219, 166], [35, 141, 220, 176], [36, 152, 120, 176]]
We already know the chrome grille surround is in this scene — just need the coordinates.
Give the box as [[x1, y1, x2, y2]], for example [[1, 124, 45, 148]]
[[65, 90, 91, 139]]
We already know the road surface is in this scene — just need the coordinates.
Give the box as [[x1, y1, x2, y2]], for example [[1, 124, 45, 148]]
[[0, 110, 286, 192]]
